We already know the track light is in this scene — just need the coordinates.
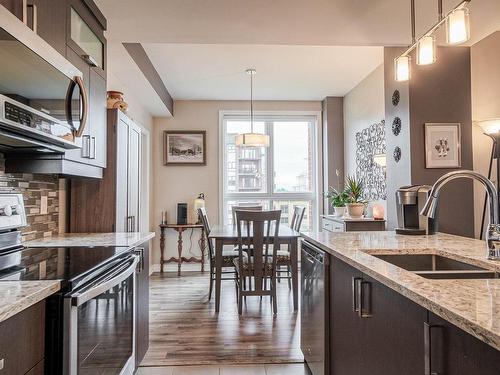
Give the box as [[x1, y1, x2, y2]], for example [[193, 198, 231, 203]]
[[446, 8, 470, 45], [395, 55, 410, 82], [417, 35, 436, 65]]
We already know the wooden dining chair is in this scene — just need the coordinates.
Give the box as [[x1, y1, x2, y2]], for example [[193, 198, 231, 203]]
[[231, 205, 262, 225], [276, 206, 306, 287], [198, 207, 239, 301], [234, 210, 281, 315]]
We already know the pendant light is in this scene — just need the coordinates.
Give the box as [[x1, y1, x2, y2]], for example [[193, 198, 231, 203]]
[[446, 7, 470, 45], [235, 69, 270, 147], [395, 55, 411, 82], [417, 35, 437, 65]]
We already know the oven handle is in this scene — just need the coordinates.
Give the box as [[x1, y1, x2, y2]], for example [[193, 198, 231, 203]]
[[69, 256, 139, 307]]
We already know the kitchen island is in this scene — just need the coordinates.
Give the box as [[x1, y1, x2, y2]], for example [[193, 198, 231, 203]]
[[302, 230, 500, 375], [25, 232, 155, 248]]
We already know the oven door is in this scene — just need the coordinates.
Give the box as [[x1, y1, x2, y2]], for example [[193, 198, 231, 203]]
[[63, 255, 138, 375]]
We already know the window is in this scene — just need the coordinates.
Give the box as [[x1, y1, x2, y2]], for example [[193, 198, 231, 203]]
[[220, 113, 319, 230]]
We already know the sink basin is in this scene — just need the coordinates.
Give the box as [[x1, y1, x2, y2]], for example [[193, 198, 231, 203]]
[[370, 253, 499, 280]]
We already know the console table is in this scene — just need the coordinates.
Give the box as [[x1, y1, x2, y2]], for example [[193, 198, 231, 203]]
[[159, 223, 206, 275]]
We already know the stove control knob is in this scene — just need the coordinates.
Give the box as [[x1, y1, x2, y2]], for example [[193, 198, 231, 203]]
[[10, 205, 20, 215], [0, 205, 12, 217]]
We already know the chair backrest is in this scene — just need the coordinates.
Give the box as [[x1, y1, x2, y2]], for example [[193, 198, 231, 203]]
[[290, 206, 306, 232], [235, 210, 281, 291], [198, 207, 215, 261], [231, 205, 262, 225]]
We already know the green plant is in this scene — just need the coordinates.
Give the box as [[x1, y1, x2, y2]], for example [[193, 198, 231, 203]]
[[345, 175, 366, 204], [326, 187, 348, 207]]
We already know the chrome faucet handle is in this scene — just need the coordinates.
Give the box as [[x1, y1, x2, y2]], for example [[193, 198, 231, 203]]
[[486, 224, 500, 260]]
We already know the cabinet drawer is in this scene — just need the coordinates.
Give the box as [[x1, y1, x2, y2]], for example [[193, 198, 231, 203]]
[[322, 219, 343, 232], [0, 301, 45, 375]]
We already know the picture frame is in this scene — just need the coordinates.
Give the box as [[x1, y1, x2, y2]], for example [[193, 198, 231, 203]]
[[424, 123, 461, 169], [163, 131, 206, 166]]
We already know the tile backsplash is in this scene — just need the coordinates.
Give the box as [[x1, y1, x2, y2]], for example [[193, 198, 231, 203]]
[[0, 159, 59, 241]]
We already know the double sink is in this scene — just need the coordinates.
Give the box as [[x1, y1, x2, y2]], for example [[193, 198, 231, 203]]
[[368, 253, 499, 280]]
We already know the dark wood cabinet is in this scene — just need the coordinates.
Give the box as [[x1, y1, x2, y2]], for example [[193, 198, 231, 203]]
[[0, 301, 45, 375], [0, 0, 24, 20], [88, 68, 107, 168], [328, 254, 500, 375], [427, 313, 500, 375], [135, 242, 150, 369]]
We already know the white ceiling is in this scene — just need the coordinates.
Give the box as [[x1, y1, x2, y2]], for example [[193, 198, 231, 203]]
[[143, 44, 383, 100], [94, 0, 500, 115]]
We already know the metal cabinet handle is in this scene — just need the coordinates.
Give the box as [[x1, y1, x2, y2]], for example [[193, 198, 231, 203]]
[[81, 135, 91, 158], [82, 54, 98, 67], [22, 1, 38, 33], [134, 247, 145, 271], [359, 281, 373, 318], [424, 322, 442, 375], [352, 277, 363, 312], [126, 216, 133, 232], [89, 137, 96, 159]]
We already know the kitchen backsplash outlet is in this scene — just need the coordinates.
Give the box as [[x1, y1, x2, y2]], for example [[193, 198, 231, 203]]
[[0, 158, 59, 241]]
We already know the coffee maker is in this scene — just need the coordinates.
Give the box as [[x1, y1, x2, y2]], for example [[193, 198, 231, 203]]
[[395, 185, 437, 235]]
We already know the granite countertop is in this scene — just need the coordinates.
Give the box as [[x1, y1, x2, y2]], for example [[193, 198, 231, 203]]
[[25, 232, 155, 248], [321, 215, 385, 222], [0, 281, 60, 323], [302, 230, 500, 351]]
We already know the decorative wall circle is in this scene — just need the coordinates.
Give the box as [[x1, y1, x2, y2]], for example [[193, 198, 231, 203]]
[[392, 90, 400, 106], [392, 117, 402, 136], [393, 146, 401, 163]]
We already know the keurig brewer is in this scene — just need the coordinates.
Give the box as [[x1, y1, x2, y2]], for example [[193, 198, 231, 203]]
[[395, 185, 437, 235]]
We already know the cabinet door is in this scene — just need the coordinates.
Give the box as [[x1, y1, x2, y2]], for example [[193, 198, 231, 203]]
[[427, 313, 500, 375], [29, 0, 66, 56], [128, 123, 141, 231], [0, 0, 24, 19], [65, 47, 92, 164], [329, 257, 363, 375], [88, 69, 106, 168], [115, 116, 129, 232], [359, 274, 426, 375], [135, 242, 150, 369]]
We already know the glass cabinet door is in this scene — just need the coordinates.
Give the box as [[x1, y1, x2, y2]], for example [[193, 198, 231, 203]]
[[70, 7, 103, 69]]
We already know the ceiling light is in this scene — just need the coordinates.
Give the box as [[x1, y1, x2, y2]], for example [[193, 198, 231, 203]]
[[446, 8, 470, 45], [395, 55, 410, 82], [477, 119, 500, 135], [235, 69, 270, 148], [417, 35, 436, 65]]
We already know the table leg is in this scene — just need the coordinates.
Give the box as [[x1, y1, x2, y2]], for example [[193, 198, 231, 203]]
[[177, 229, 184, 276], [215, 238, 223, 313], [290, 238, 299, 311], [200, 227, 206, 272], [160, 227, 166, 273]]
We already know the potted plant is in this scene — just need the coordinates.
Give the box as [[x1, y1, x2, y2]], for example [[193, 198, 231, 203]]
[[326, 187, 348, 217], [345, 175, 366, 218]]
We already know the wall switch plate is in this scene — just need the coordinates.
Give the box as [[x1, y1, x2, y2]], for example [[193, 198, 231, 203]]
[[40, 196, 48, 215]]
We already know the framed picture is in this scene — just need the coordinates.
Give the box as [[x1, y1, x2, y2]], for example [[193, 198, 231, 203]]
[[163, 131, 206, 166], [425, 123, 461, 168]]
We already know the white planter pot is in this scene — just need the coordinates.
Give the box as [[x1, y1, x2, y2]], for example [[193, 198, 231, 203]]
[[347, 203, 365, 218], [333, 206, 345, 217]]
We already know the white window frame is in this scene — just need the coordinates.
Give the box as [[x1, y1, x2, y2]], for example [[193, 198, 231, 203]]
[[218, 110, 322, 230]]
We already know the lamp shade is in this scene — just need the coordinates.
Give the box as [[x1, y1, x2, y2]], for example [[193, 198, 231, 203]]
[[417, 35, 436, 65], [395, 55, 410, 82], [235, 133, 270, 147], [477, 119, 500, 135], [446, 8, 470, 45]]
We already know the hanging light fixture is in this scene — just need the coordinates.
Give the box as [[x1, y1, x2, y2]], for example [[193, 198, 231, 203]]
[[417, 35, 437, 65], [446, 8, 470, 45], [235, 69, 270, 147], [394, 0, 472, 82]]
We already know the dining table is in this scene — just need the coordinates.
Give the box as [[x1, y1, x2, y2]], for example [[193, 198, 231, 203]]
[[208, 224, 301, 313]]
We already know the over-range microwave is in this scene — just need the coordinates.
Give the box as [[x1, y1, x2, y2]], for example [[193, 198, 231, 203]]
[[0, 5, 86, 153]]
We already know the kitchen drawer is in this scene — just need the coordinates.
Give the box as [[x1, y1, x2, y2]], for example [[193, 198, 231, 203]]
[[322, 219, 344, 232], [0, 301, 45, 375]]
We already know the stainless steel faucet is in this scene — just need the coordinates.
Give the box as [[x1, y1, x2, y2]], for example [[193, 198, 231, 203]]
[[420, 170, 500, 260]]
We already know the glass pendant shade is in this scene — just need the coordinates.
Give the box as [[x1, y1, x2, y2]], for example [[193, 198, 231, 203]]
[[235, 133, 270, 147], [478, 119, 500, 135], [395, 55, 410, 82], [446, 8, 470, 45], [417, 35, 436, 65]]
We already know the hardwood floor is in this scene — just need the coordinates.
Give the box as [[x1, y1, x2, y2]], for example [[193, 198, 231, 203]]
[[141, 271, 303, 367]]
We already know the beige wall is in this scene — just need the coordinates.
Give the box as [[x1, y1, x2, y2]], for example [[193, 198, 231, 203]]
[[472, 31, 500, 238], [343, 64, 386, 214], [151, 100, 322, 267]]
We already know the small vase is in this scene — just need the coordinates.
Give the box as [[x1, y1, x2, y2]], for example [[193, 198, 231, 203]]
[[333, 206, 345, 217], [347, 203, 365, 218]]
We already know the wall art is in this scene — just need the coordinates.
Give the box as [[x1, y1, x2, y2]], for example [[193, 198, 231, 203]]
[[425, 123, 461, 168], [164, 131, 207, 165], [392, 117, 402, 136], [355, 120, 386, 201], [393, 146, 401, 163], [392, 90, 400, 106]]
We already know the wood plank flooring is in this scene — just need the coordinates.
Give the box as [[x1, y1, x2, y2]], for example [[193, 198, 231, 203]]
[[141, 271, 303, 366]]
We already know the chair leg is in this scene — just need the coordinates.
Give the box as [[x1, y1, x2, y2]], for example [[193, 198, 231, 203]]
[[272, 275, 277, 315], [287, 265, 291, 290], [277, 266, 281, 283], [208, 269, 214, 301], [238, 279, 243, 315]]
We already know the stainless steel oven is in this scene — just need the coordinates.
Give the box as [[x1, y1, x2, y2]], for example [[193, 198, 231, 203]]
[[64, 255, 138, 375], [0, 5, 87, 152]]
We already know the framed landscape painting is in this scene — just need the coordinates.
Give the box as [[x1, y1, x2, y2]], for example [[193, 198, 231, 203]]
[[425, 123, 461, 168], [163, 131, 206, 166]]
